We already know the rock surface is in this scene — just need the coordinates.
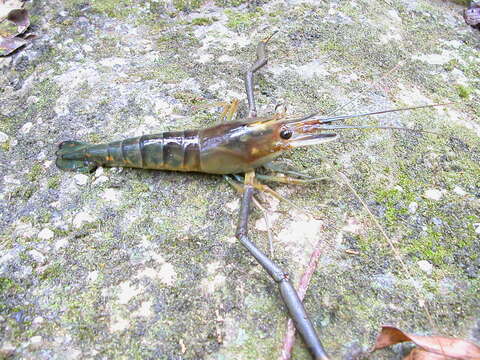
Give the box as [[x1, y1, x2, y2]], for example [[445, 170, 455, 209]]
[[0, 0, 479, 359]]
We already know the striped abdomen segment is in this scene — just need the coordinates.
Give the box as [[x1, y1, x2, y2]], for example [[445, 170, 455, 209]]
[[88, 130, 201, 172]]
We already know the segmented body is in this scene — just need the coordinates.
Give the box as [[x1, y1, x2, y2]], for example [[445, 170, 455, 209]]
[[88, 130, 202, 172], [57, 119, 281, 175]]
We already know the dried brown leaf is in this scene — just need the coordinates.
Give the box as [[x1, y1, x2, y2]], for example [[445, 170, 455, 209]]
[[404, 347, 454, 360], [0, 2, 33, 56], [0, 34, 26, 55], [372, 326, 480, 360], [464, 5, 480, 27], [0, 0, 25, 22], [7, 8, 29, 32]]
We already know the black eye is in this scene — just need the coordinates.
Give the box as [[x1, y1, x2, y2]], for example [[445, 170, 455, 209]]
[[280, 129, 292, 140]]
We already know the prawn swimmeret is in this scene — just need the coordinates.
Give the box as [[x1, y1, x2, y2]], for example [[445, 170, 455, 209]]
[[56, 34, 451, 360]]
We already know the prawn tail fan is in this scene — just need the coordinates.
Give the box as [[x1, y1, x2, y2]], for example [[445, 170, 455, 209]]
[[55, 140, 96, 173]]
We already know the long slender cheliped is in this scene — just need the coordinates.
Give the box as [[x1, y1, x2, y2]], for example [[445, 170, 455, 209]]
[[235, 185, 329, 360], [240, 35, 330, 359]]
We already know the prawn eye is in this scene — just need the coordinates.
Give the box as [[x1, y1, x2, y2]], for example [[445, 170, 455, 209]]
[[280, 129, 292, 140]]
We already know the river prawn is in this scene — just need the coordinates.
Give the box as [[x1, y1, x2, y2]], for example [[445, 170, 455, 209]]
[[55, 34, 453, 360]]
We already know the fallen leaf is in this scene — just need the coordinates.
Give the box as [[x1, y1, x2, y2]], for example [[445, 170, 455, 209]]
[[464, 3, 480, 27], [0, 2, 34, 56], [372, 325, 480, 360], [8, 8, 29, 33], [0, 0, 25, 22], [0, 34, 27, 55], [404, 347, 454, 360]]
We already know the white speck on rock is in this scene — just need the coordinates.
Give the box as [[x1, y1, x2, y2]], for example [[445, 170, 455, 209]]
[[396, 83, 432, 105], [437, 107, 480, 137], [424, 189, 443, 201], [449, 68, 469, 86], [93, 175, 108, 185], [14, 221, 38, 239], [206, 261, 221, 275], [196, 53, 213, 64], [153, 98, 174, 116], [110, 315, 130, 332], [254, 212, 280, 232], [54, 238, 69, 250], [342, 217, 363, 234], [473, 223, 480, 235], [413, 50, 455, 65], [32, 316, 44, 325], [29, 336, 43, 349], [133, 300, 153, 317], [159, 263, 177, 286], [100, 57, 128, 68], [201, 274, 226, 294], [74, 174, 89, 186], [277, 214, 324, 267], [86, 270, 99, 282], [82, 44, 93, 52], [20, 122, 33, 135], [101, 188, 122, 206], [143, 115, 158, 128], [150, 252, 166, 264], [117, 281, 142, 305], [28, 250, 46, 264], [36, 151, 46, 160], [386, 9, 402, 23], [417, 260, 433, 275], [224, 199, 239, 212], [94, 167, 104, 177], [453, 186, 467, 196], [0, 131, 9, 143], [271, 59, 332, 80], [218, 54, 235, 63], [72, 211, 96, 228], [137, 267, 158, 279], [38, 228, 54, 240], [408, 202, 418, 214], [67, 349, 82, 359]]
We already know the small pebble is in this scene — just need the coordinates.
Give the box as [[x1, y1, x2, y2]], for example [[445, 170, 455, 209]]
[[38, 228, 54, 240], [424, 189, 443, 201], [72, 211, 95, 228], [33, 316, 44, 325], [28, 250, 46, 264], [54, 238, 69, 250], [101, 188, 121, 205], [29, 336, 43, 350], [453, 186, 467, 196], [74, 174, 89, 186], [418, 260, 433, 275], [20, 122, 33, 135], [0, 131, 9, 143], [408, 202, 418, 214], [87, 270, 98, 282], [474, 223, 480, 235], [93, 176, 108, 185], [94, 167, 104, 177]]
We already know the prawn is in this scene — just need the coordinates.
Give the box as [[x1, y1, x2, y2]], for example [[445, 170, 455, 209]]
[[56, 33, 451, 360]]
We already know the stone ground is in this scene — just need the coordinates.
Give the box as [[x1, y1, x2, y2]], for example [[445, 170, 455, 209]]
[[0, 0, 479, 359]]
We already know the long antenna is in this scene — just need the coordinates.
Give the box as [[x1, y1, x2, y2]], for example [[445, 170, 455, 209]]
[[320, 124, 443, 136], [296, 102, 455, 124]]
